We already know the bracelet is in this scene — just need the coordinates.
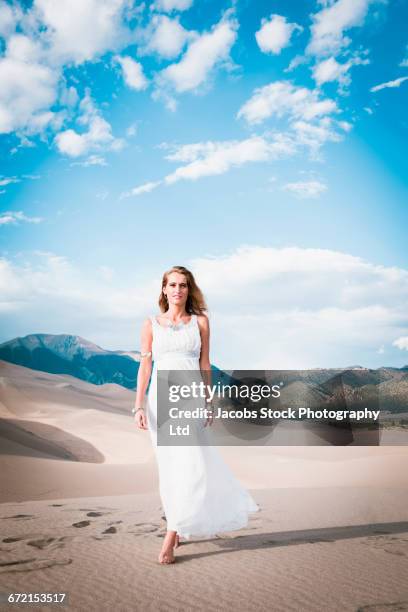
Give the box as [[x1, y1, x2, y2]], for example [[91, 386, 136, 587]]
[[132, 407, 145, 414]]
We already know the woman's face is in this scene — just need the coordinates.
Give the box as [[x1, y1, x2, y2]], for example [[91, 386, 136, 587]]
[[163, 272, 189, 308]]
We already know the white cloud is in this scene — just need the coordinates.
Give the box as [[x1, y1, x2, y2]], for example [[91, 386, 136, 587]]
[[307, 0, 381, 57], [282, 179, 328, 199], [59, 84, 79, 108], [34, 0, 132, 66], [285, 54, 307, 72], [313, 56, 350, 84], [255, 14, 302, 55], [154, 0, 193, 12], [96, 190, 109, 200], [140, 14, 192, 59], [70, 154, 108, 167], [163, 135, 296, 184], [370, 76, 408, 92], [114, 55, 148, 90], [122, 134, 296, 194], [0, 252, 158, 343], [237, 80, 338, 125], [189, 245, 408, 368], [291, 117, 351, 158], [0, 174, 40, 189], [312, 54, 370, 90], [151, 88, 178, 112], [54, 89, 124, 157], [54, 130, 85, 156], [393, 337, 408, 351], [5, 33, 44, 63], [158, 14, 238, 93], [0, 54, 59, 134], [0, 2, 21, 38], [120, 180, 162, 198], [0, 176, 21, 187], [126, 123, 138, 137], [0, 0, 139, 140], [0, 211, 43, 226]]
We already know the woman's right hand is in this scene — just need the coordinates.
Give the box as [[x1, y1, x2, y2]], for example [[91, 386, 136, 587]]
[[134, 409, 148, 430]]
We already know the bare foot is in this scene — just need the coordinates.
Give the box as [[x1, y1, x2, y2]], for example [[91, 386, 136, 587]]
[[158, 532, 176, 564]]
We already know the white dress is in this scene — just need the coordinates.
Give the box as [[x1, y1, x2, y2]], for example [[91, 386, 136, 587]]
[[146, 313, 260, 540]]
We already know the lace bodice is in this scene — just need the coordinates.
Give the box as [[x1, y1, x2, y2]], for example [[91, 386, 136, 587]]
[[150, 314, 201, 364]]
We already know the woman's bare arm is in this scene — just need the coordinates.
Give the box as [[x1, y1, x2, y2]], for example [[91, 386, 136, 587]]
[[134, 318, 153, 430], [197, 314, 213, 425], [198, 313, 210, 370]]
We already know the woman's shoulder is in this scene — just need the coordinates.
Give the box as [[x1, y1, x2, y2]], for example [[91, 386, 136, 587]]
[[141, 315, 154, 328], [195, 312, 209, 329]]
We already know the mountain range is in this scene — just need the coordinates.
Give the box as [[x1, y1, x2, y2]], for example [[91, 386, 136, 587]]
[[0, 333, 407, 413]]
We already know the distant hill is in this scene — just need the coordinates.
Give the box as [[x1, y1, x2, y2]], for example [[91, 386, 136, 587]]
[[0, 334, 141, 390]]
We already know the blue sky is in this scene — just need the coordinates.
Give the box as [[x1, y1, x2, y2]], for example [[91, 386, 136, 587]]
[[1, 0, 407, 369]]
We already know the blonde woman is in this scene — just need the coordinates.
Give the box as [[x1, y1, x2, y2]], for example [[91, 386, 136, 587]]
[[134, 265, 259, 564]]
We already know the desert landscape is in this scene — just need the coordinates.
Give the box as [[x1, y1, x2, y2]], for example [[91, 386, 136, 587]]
[[1, 356, 408, 611]]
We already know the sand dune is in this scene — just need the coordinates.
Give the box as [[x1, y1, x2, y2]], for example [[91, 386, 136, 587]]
[[0, 359, 407, 611], [0, 417, 95, 461]]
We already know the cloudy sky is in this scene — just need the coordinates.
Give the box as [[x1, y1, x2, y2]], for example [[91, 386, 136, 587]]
[[1, 0, 407, 369]]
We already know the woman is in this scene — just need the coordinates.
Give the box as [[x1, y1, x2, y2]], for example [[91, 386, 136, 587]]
[[134, 265, 259, 564]]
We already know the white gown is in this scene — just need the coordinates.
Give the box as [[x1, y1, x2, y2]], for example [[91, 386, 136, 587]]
[[146, 313, 260, 540]]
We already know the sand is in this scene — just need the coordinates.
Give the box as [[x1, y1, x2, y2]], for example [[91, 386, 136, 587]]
[[1, 359, 408, 611]]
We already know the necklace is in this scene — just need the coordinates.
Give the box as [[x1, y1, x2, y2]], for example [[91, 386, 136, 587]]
[[157, 314, 192, 330]]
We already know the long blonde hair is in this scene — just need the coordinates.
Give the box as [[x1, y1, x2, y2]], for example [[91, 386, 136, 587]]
[[159, 265, 208, 314]]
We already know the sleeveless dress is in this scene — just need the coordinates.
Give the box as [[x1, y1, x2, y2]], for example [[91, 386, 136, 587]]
[[146, 313, 260, 540]]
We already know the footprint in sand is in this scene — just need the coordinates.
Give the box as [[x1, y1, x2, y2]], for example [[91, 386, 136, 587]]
[[79, 507, 115, 512], [2, 514, 34, 520], [129, 523, 160, 535], [27, 536, 67, 550], [3, 535, 68, 550], [0, 557, 37, 567], [3, 536, 25, 543], [90, 524, 122, 539], [72, 520, 91, 528], [0, 557, 72, 574]]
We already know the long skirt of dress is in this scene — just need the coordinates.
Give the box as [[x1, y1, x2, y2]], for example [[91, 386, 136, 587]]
[[146, 357, 260, 540]]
